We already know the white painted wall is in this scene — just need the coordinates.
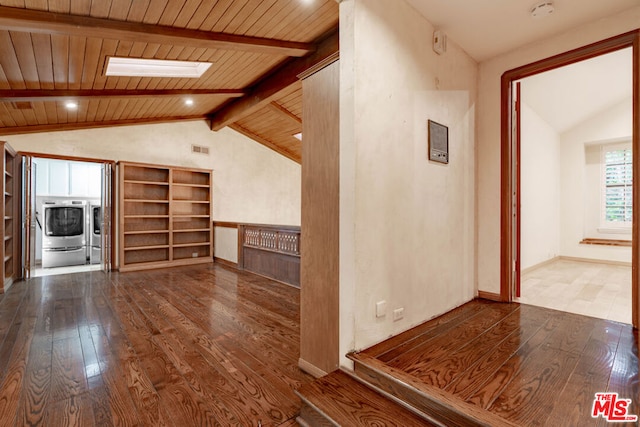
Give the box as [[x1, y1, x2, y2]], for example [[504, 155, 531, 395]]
[[339, 0, 477, 365], [559, 98, 632, 263], [520, 102, 560, 270], [7, 120, 301, 263], [477, 7, 640, 293]]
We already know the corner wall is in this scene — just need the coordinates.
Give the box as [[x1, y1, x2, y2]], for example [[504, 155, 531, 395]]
[[339, 0, 478, 365], [520, 103, 561, 270], [477, 8, 640, 293]]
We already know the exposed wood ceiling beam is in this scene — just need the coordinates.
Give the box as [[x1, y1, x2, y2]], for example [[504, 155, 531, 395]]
[[0, 6, 314, 57], [209, 28, 338, 131], [0, 89, 245, 102], [0, 115, 207, 136], [229, 124, 300, 164], [269, 102, 302, 125]]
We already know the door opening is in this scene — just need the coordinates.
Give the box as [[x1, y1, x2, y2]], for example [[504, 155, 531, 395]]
[[501, 31, 640, 329], [21, 153, 114, 278]]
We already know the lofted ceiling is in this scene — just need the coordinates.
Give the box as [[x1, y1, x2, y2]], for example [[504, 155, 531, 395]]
[[0, 0, 340, 163], [0, 1, 637, 164], [521, 47, 632, 134]]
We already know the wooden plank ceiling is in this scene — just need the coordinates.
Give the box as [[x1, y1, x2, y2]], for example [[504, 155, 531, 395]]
[[0, 0, 340, 163]]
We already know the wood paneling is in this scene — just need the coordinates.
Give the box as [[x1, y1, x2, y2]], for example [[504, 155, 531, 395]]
[[238, 224, 301, 288], [0, 0, 339, 156], [300, 59, 339, 376], [0, 263, 313, 425]]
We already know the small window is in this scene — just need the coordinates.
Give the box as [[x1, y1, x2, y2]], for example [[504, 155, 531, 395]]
[[602, 142, 632, 228]]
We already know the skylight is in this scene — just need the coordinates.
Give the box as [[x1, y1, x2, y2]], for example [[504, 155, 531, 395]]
[[105, 57, 212, 78]]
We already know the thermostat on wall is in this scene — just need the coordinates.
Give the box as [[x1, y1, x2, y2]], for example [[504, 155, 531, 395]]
[[428, 120, 449, 164]]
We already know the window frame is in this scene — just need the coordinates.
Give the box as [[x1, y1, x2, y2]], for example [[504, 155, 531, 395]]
[[601, 141, 633, 231]]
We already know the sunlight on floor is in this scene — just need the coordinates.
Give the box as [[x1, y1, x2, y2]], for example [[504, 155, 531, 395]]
[[517, 259, 631, 324], [34, 264, 103, 277]]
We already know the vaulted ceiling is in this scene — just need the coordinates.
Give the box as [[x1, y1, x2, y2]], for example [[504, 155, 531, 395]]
[[0, 0, 340, 163]]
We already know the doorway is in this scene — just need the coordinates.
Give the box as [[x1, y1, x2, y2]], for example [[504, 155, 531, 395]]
[[20, 153, 114, 278], [500, 31, 640, 329], [516, 48, 632, 324]]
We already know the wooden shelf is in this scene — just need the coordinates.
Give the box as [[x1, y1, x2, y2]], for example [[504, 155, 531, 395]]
[[119, 161, 213, 272], [124, 199, 170, 203], [173, 228, 211, 233], [1, 142, 17, 291], [172, 183, 210, 188], [124, 244, 170, 251], [124, 215, 170, 219], [124, 179, 170, 186], [174, 242, 210, 248], [124, 230, 170, 235]]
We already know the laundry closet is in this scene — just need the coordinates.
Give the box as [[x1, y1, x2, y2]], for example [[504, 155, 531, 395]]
[[33, 158, 102, 274]]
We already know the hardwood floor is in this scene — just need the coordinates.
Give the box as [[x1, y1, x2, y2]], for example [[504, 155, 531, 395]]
[[357, 299, 640, 427], [0, 264, 313, 426]]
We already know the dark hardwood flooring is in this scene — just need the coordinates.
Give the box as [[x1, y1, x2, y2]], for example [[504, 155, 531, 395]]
[[0, 264, 313, 426], [361, 299, 640, 427]]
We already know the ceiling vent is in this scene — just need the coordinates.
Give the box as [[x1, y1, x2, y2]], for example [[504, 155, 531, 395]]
[[191, 144, 210, 155]]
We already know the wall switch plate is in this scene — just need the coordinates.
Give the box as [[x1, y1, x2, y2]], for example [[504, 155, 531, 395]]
[[393, 307, 404, 321], [376, 301, 387, 318]]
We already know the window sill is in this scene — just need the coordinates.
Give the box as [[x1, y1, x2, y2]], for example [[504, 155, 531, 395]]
[[580, 238, 631, 247]]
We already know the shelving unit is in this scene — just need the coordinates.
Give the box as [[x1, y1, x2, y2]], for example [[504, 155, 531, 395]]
[[119, 162, 213, 272], [0, 142, 17, 292]]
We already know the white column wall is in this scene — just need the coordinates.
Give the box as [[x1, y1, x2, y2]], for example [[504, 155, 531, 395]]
[[520, 103, 561, 270], [339, 0, 478, 364]]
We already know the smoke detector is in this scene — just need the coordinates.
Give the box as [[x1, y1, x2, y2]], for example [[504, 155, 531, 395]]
[[530, 1, 554, 18]]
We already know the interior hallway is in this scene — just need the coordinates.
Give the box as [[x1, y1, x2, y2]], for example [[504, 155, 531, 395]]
[[519, 258, 632, 324]]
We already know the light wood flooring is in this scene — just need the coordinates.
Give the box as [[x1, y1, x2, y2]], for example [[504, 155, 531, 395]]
[[519, 258, 632, 324], [0, 263, 312, 426]]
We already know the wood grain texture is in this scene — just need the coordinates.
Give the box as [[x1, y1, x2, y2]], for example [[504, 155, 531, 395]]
[[299, 58, 339, 375], [350, 300, 640, 427], [0, 263, 313, 426], [297, 370, 436, 426]]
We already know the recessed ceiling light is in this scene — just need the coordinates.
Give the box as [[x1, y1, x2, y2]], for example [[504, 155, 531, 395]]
[[293, 132, 302, 141], [185, 98, 194, 106], [65, 101, 78, 110], [105, 57, 212, 78]]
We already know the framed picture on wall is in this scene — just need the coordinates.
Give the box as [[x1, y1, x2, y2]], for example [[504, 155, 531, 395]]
[[428, 120, 449, 164]]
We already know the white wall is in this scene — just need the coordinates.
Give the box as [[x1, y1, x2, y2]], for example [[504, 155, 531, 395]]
[[339, 0, 477, 365], [560, 98, 632, 262], [520, 102, 560, 270], [477, 7, 640, 293], [7, 120, 301, 262]]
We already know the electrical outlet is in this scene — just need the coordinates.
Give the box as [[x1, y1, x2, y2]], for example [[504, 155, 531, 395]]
[[393, 307, 404, 321], [376, 301, 387, 318]]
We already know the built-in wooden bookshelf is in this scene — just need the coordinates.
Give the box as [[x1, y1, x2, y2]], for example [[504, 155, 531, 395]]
[[118, 162, 213, 272], [1, 142, 17, 292]]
